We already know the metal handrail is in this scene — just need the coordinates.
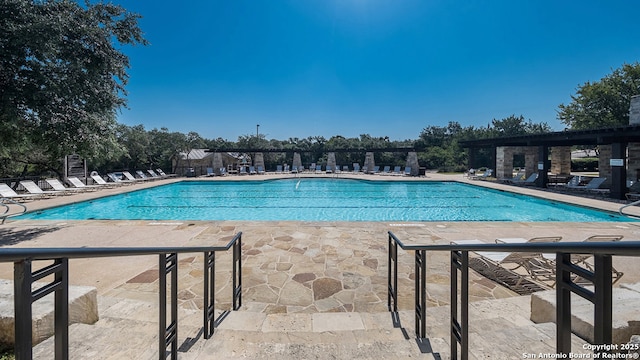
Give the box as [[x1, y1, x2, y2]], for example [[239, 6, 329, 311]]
[[0, 197, 27, 224], [3, 232, 243, 360], [387, 231, 640, 359], [619, 199, 640, 219]]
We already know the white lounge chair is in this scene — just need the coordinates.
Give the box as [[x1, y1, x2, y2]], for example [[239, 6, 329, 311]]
[[91, 174, 119, 188], [66, 177, 101, 191], [19, 180, 65, 197], [0, 183, 43, 201], [46, 178, 87, 193]]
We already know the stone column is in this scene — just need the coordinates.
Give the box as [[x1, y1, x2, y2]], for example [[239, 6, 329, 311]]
[[550, 146, 571, 175], [524, 147, 539, 177], [213, 153, 224, 175], [405, 152, 419, 176], [628, 144, 640, 181], [363, 152, 375, 173], [496, 147, 513, 179], [327, 152, 336, 172], [630, 95, 640, 125], [598, 145, 612, 180], [254, 153, 265, 172], [292, 152, 302, 171]]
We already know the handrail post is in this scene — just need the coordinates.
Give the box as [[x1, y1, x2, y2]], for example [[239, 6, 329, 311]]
[[14, 259, 33, 360], [415, 250, 426, 339], [451, 250, 469, 360], [159, 253, 178, 360], [14, 258, 69, 360], [593, 254, 613, 345], [203, 251, 215, 339], [55, 258, 69, 360], [387, 233, 398, 314], [556, 252, 572, 355], [232, 233, 242, 310]]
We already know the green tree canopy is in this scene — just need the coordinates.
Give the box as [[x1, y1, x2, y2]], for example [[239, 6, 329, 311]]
[[558, 62, 640, 130], [0, 0, 147, 175]]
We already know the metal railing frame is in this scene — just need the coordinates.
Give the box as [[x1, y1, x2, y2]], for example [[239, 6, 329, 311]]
[[387, 231, 640, 359], [2, 232, 242, 360]]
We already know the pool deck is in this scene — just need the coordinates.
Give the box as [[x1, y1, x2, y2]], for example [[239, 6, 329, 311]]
[[2, 172, 640, 358]]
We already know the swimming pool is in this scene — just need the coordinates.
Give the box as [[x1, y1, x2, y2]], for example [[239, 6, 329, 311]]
[[17, 179, 634, 222]]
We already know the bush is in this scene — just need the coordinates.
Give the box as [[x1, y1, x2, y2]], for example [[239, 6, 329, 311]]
[[571, 158, 598, 172]]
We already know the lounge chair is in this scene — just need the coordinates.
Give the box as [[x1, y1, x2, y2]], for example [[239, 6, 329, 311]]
[[342, 165, 349, 172], [381, 166, 391, 175], [239, 166, 248, 175], [570, 235, 624, 284], [156, 169, 176, 177], [19, 180, 66, 197], [291, 165, 299, 174], [470, 169, 493, 180], [500, 170, 526, 183], [107, 173, 135, 185], [451, 239, 551, 294], [511, 173, 538, 186], [0, 183, 43, 201], [325, 165, 333, 173], [136, 170, 154, 181], [392, 166, 401, 175], [403, 167, 411, 176], [249, 166, 257, 175], [66, 176, 101, 191], [315, 165, 322, 173], [46, 178, 87, 193], [122, 171, 139, 182], [276, 165, 283, 174], [562, 176, 607, 191], [257, 166, 265, 175], [206, 167, 215, 177], [352, 163, 361, 173], [91, 174, 120, 188], [219, 167, 227, 176], [147, 169, 163, 179]]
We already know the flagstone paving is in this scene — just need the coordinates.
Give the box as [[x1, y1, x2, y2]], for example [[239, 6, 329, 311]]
[[2, 173, 640, 358]]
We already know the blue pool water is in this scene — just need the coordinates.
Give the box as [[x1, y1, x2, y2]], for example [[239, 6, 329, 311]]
[[17, 179, 633, 222]]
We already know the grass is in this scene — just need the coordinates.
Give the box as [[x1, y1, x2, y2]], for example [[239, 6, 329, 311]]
[[0, 345, 14, 360]]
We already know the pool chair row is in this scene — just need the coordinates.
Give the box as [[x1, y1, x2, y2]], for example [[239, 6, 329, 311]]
[[451, 235, 624, 295], [0, 170, 175, 201]]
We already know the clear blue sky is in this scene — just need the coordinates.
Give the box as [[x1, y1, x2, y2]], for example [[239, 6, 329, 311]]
[[114, 0, 640, 142]]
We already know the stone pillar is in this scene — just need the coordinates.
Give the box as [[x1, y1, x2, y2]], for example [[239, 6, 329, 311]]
[[630, 95, 640, 125], [405, 152, 419, 176], [327, 152, 336, 172], [628, 144, 640, 181], [363, 152, 375, 173], [213, 153, 224, 175], [550, 146, 572, 175], [524, 147, 539, 177], [292, 152, 302, 171], [598, 145, 612, 180], [254, 153, 265, 171], [496, 147, 514, 179]]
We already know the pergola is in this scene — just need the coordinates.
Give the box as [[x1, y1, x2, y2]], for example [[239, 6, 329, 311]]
[[204, 147, 423, 176], [459, 125, 640, 200]]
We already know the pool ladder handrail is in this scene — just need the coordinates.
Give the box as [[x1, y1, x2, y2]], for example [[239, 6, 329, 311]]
[[619, 199, 640, 219], [0, 197, 27, 224]]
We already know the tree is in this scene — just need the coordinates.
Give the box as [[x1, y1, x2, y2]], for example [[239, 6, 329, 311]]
[[490, 115, 551, 136], [0, 0, 147, 176], [558, 62, 640, 130]]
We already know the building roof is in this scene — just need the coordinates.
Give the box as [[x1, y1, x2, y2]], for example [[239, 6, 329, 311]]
[[459, 124, 640, 148]]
